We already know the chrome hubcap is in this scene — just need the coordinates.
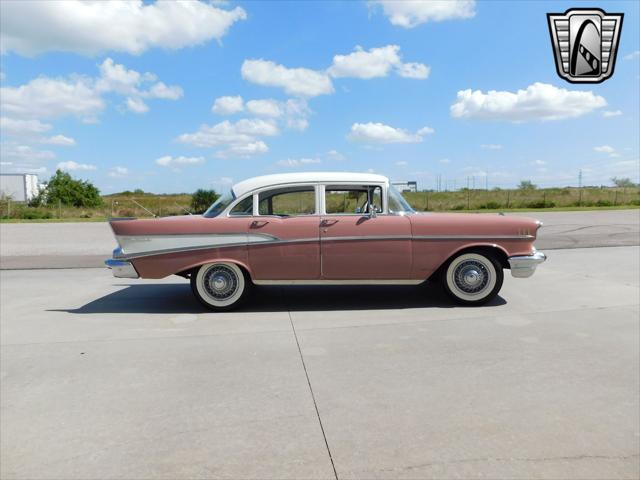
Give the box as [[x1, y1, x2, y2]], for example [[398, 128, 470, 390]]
[[454, 260, 489, 294], [203, 265, 238, 300]]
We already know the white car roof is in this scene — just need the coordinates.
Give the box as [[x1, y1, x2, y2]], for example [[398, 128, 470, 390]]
[[232, 172, 389, 198]]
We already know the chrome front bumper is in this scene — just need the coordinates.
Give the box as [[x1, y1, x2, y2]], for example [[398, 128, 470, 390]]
[[508, 251, 547, 278], [105, 248, 139, 278]]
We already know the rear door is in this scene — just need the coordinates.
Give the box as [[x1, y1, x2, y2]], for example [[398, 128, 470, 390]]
[[320, 185, 412, 279], [246, 185, 321, 280]]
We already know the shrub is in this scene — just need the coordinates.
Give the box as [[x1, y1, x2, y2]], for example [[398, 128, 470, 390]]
[[451, 204, 465, 210], [35, 170, 103, 208], [526, 200, 556, 208], [595, 200, 613, 207], [518, 180, 537, 190], [20, 209, 53, 219], [191, 189, 219, 214], [479, 201, 502, 209]]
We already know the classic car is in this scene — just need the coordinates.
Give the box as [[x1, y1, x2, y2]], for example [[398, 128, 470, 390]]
[[106, 172, 546, 310]]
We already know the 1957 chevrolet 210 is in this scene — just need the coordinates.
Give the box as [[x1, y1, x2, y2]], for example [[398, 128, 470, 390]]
[[106, 172, 546, 310]]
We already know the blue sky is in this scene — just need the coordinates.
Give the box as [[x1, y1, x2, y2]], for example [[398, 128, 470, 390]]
[[1, 0, 638, 194]]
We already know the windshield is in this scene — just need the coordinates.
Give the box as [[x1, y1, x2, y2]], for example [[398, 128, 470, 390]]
[[203, 190, 235, 218], [388, 185, 415, 214]]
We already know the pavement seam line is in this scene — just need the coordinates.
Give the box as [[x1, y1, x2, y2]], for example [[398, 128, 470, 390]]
[[287, 307, 339, 480]]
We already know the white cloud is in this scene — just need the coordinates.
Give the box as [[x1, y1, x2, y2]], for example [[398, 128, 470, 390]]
[[593, 145, 615, 154], [371, 0, 476, 28], [481, 144, 503, 150], [1, 0, 247, 56], [241, 59, 334, 97], [531, 160, 547, 166], [594, 145, 620, 158], [178, 118, 278, 159], [155, 155, 204, 167], [126, 97, 149, 114], [602, 110, 622, 118], [212, 95, 244, 115], [0, 117, 51, 134], [277, 158, 321, 168], [624, 50, 640, 61], [57, 160, 96, 171], [216, 141, 269, 159], [44, 134, 76, 146], [417, 126, 435, 136], [108, 166, 129, 178], [395, 161, 408, 166], [246, 99, 282, 118], [326, 149, 346, 161], [284, 99, 311, 131], [179, 119, 278, 147], [439, 158, 451, 164], [396, 62, 430, 79], [348, 122, 434, 144], [148, 82, 183, 100], [1, 143, 55, 162], [96, 58, 143, 95], [450, 82, 607, 121], [1, 77, 105, 120], [329, 45, 429, 80], [0, 58, 181, 122]]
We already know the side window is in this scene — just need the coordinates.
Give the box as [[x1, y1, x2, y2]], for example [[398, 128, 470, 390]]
[[325, 185, 383, 214], [229, 195, 253, 216], [258, 187, 316, 216]]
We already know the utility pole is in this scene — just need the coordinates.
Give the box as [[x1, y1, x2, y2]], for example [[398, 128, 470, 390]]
[[578, 169, 583, 206]]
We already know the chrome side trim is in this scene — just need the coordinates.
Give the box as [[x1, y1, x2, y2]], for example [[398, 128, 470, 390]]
[[105, 258, 139, 278], [508, 251, 547, 278], [113, 233, 535, 261], [413, 234, 534, 240], [253, 279, 424, 285]]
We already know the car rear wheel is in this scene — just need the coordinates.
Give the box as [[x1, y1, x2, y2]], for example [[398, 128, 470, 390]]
[[442, 252, 503, 306], [191, 262, 249, 311]]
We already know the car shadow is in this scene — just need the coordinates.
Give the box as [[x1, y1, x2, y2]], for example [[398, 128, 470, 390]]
[[50, 282, 506, 314]]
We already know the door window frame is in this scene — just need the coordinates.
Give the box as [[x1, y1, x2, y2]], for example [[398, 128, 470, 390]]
[[224, 183, 322, 218], [319, 183, 388, 215]]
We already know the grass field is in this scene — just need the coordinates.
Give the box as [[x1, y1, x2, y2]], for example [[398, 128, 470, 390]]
[[1, 187, 638, 222]]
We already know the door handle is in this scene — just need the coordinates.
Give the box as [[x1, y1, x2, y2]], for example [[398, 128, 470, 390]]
[[250, 220, 269, 228], [321, 219, 339, 227]]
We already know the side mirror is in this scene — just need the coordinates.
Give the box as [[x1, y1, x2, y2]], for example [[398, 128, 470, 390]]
[[367, 204, 377, 218]]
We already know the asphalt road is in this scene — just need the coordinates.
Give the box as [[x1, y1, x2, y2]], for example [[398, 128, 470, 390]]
[[0, 209, 638, 269], [1, 211, 639, 479]]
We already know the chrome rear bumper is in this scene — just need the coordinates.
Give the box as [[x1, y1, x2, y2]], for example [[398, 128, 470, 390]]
[[508, 251, 547, 278], [105, 248, 139, 278]]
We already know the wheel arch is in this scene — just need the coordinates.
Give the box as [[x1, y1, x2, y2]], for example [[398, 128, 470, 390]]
[[176, 258, 254, 281], [428, 243, 510, 281]]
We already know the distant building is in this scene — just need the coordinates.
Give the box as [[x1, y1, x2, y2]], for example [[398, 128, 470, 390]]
[[0, 174, 42, 202], [391, 180, 418, 193]]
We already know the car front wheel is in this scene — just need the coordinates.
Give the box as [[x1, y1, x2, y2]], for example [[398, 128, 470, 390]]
[[191, 262, 249, 311], [442, 252, 503, 306]]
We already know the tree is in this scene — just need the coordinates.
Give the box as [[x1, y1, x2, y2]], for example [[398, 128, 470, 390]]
[[191, 189, 219, 214], [611, 177, 636, 188], [518, 180, 537, 190], [31, 170, 102, 207]]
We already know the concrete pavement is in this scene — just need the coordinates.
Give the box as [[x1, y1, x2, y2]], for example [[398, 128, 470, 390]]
[[1, 209, 638, 269], [1, 246, 638, 479]]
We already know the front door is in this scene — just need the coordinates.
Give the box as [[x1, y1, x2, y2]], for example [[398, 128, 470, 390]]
[[246, 185, 320, 280], [320, 185, 412, 279]]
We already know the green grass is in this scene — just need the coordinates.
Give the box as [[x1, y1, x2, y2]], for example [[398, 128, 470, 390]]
[[1, 187, 638, 222]]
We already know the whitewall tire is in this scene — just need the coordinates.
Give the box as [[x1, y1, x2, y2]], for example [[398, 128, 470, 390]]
[[443, 252, 503, 306], [191, 262, 249, 311]]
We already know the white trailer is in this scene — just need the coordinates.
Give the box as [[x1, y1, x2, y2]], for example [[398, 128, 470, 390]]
[[0, 174, 41, 202]]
